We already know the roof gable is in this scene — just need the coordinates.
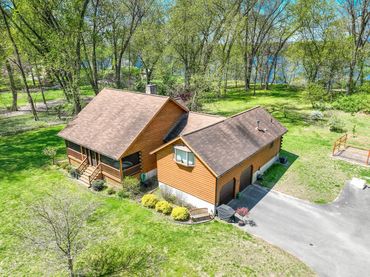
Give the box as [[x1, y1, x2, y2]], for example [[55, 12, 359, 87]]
[[58, 88, 186, 159], [182, 107, 287, 176]]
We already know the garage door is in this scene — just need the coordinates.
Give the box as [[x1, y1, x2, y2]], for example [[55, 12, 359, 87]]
[[219, 179, 235, 205], [240, 166, 252, 192]]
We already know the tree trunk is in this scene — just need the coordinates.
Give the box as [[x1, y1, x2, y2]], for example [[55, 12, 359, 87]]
[[1, 7, 38, 120], [184, 64, 191, 91], [30, 67, 36, 86], [35, 63, 48, 111], [67, 256, 74, 277], [5, 59, 18, 111]]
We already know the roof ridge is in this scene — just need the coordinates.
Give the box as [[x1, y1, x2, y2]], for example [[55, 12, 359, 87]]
[[182, 106, 261, 137], [102, 87, 170, 99], [189, 111, 226, 118]]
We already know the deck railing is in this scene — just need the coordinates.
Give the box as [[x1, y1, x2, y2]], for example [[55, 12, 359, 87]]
[[123, 163, 141, 176], [332, 134, 348, 155], [77, 156, 88, 174], [89, 163, 102, 185]]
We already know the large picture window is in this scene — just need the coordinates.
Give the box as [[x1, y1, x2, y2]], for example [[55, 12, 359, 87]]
[[174, 145, 195, 166]]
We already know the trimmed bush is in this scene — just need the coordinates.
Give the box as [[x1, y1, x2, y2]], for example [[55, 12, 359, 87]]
[[141, 194, 159, 208], [43, 146, 57, 165], [91, 179, 106, 191], [171, 207, 189, 221], [155, 200, 173, 215], [107, 187, 116, 195]]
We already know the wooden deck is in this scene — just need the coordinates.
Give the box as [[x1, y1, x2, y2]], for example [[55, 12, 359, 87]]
[[333, 146, 369, 167]]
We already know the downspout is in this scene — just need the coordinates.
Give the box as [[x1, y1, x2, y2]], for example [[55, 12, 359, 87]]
[[214, 176, 219, 215]]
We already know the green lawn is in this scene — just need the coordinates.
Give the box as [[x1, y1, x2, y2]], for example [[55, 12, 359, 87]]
[[203, 86, 370, 203], [0, 126, 313, 276], [0, 86, 94, 109]]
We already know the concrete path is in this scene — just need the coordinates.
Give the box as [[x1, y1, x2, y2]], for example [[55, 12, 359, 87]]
[[229, 183, 370, 277]]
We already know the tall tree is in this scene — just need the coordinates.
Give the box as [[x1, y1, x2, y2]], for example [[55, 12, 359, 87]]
[[1, 3, 38, 120]]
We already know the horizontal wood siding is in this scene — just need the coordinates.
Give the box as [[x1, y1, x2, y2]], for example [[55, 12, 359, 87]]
[[101, 163, 121, 180], [125, 100, 185, 174], [217, 137, 282, 204], [156, 141, 216, 204], [67, 148, 82, 161]]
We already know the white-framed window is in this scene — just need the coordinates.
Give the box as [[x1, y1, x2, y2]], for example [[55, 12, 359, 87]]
[[174, 145, 195, 166]]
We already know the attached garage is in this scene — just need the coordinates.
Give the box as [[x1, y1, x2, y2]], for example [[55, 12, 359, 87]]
[[240, 165, 252, 192], [219, 178, 235, 205]]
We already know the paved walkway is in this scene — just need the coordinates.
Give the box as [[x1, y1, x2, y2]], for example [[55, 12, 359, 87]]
[[229, 183, 370, 277]]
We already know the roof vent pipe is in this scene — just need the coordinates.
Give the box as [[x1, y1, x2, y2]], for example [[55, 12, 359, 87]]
[[257, 120, 260, 130], [146, 84, 157, 95]]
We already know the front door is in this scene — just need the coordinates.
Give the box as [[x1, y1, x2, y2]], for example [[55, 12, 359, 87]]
[[86, 149, 98, 166]]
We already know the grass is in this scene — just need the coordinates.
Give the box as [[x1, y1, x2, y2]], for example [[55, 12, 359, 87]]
[[0, 85, 94, 109], [0, 126, 313, 276], [203, 86, 370, 203]]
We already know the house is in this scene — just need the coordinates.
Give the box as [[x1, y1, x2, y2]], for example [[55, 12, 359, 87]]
[[58, 87, 188, 185], [59, 87, 287, 212], [150, 107, 287, 213]]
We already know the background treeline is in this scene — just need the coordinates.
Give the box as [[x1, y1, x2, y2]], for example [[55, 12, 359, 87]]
[[0, 0, 369, 119]]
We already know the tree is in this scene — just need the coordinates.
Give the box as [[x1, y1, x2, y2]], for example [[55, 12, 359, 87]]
[[18, 192, 99, 277], [339, 0, 370, 94], [0, 3, 38, 120]]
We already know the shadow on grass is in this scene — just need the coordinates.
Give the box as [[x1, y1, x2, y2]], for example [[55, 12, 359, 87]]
[[259, 150, 299, 190]]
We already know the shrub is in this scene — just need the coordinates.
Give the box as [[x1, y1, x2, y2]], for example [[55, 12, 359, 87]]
[[117, 189, 129, 199], [332, 93, 370, 113], [43, 146, 57, 165], [171, 207, 189, 221], [155, 201, 173, 215], [304, 83, 327, 108], [310, 110, 323, 121], [91, 179, 106, 191], [141, 194, 159, 208], [107, 187, 116, 195], [236, 207, 249, 217], [121, 176, 140, 197], [328, 116, 346, 133], [160, 189, 176, 204], [69, 168, 78, 178]]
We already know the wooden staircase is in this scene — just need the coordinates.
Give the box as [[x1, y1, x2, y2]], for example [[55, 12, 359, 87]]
[[79, 166, 96, 185], [76, 157, 102, 186]]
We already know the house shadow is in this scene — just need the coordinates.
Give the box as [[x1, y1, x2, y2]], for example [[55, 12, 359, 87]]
[[228, 150, 298, 212]]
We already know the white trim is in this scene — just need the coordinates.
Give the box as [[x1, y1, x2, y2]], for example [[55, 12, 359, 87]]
[[159, 182, 215, 214], [252, 154, 279, 183]]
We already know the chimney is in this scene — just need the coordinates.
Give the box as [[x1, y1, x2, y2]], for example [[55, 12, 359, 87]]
[[256, 120, 260, 130], [146, 84, 157, 95]]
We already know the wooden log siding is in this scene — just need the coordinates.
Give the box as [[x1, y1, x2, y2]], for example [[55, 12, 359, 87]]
[[156, 142, 217, 204], [217, 137, 282, 204], [67, 148, 82, 161], [124, 100, 185, 174]]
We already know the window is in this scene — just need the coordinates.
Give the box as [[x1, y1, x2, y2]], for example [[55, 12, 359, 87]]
[[269, 141, 274, 148], [122, 152, 140, 170], [174, 146, 195, 166], [100, 155, 120, 170], [67, 141, 81, 152]]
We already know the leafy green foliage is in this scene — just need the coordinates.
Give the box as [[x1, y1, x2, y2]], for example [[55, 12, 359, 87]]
[[42, 146, 57, 165], [332, 93, 370, 113], [171, 207, 189, 221], [91, 179, 106, 191], [328, 116, 346, 133], [121, 176, 140, 198]]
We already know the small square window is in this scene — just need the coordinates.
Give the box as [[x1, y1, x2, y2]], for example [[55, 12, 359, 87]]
[[174, 146, 195, 167]]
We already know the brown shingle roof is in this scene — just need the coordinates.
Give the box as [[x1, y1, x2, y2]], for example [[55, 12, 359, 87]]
[[182, 107, 287, 176], [164, 112, 225, 142], [58, 88, 185, 160]]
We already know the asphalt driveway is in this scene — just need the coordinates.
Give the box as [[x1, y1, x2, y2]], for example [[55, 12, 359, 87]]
[[229, 183, 370, 277]]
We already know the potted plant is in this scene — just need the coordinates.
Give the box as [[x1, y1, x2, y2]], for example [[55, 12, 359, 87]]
[[234, 207, 249, 223]]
